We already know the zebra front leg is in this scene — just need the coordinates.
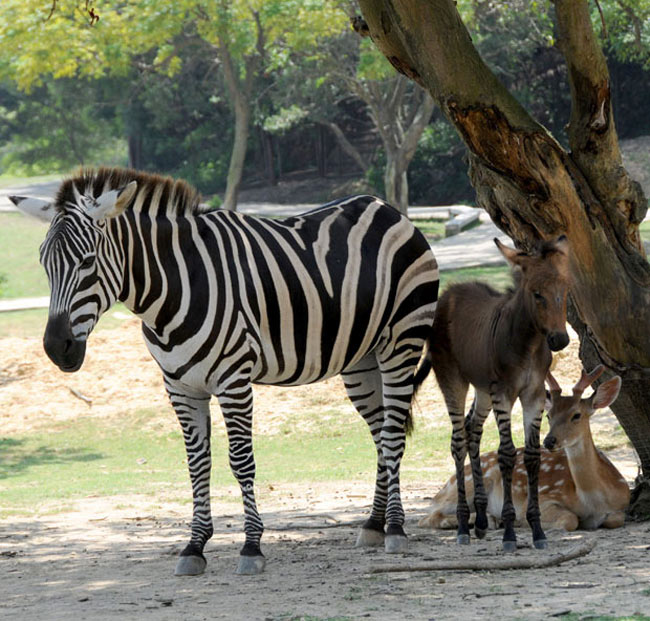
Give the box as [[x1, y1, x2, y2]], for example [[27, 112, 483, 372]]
[[217, 384, 266, 575], [167, 385, 214, 577], [521, 390, 547, 549], [492, 395, 517, 552], [342, 355, 387, 547], [465, 390, 492, 539]]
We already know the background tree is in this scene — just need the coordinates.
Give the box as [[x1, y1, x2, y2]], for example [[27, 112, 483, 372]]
[[357, 0, 650, 509]]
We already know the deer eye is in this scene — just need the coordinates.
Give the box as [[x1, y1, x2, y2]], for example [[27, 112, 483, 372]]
[[533, 291, 545, 305], [571, 412, 581, 422]]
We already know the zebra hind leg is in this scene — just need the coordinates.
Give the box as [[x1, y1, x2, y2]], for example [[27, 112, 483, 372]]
[[166, 387, 214, 577], [377, 341, 430, 554], [342, 355, 388, 548], [217, 384, 267, 575]]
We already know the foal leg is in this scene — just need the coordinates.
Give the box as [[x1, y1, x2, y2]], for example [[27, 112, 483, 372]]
[[217, 383, 266, 575], [491, 392, 518, 552], [521, 388, 547, 549], [166, 382, 214, 576], [435, 370, 471, 545], [465, 389, 492, 539], [342, 354, 388, 547]]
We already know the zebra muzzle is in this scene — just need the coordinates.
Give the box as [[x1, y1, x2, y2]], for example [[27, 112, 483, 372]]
[[43, 313, 87, 372]]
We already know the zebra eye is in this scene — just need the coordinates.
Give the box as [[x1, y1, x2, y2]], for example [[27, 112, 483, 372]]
[[80, 255, 94, 269]]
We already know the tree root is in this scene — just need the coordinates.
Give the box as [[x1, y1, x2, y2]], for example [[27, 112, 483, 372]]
[[368, 537, 596, 573]]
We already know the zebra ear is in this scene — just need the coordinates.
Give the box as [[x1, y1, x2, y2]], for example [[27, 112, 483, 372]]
[[90, 181, 138, 221], [8, 195, 55, 222]]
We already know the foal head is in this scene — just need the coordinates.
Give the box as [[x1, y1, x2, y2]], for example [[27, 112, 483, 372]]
[[495, 235, 570, 352]]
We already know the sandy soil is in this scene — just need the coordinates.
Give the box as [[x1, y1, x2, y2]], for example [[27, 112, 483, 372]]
[[1, 320, 647, 620]]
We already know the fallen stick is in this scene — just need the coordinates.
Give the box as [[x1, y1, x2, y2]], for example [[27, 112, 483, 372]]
[[68, 387, 92, 405], [368, 537, 596, 573]]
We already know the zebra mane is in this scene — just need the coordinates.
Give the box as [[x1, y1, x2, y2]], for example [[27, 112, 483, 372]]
[[55, 167, 204, 216]]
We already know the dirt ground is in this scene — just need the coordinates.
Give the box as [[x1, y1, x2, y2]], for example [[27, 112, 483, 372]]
[[1, 320, 648, 620]]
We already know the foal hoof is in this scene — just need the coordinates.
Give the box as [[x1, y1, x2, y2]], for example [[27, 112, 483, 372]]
[[236, 555, 266, 575], [502, 540, 517, 553], [355, 527, 385, 548], [456, 533, 470, 545], [534, 538, 548, 550], [385, 534, 408, 554], [174, 555, 207, 576]]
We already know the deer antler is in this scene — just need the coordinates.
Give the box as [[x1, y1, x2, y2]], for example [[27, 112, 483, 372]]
[[546, 371, 562, 394], [572, 365, 605, 396]]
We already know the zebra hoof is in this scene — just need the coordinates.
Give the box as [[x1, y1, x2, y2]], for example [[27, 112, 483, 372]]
[[502, 540, 517, 553], [534, 538, 548, 550], [236, 555, 266, 575], [457, 533, 470, 545], [385, 534, 408, 554], [174, 555, 207, 576], [355, 527, 385, 548], [474, 527, 487, 540]]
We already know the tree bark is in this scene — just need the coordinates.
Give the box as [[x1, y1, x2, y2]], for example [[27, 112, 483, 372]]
[[358, 0, 650, 488], [323, 121, 368, 174], [219, 44, 253, 211]]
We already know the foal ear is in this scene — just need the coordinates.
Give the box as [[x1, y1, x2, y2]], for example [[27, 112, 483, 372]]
[[494, 238, 523, 266], [89, 181, 137, 221], [8, 195, 55, 222]]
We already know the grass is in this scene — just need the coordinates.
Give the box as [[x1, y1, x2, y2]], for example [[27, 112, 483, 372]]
[[639, 221, 650, 244], [0, 304, 132, 338], [440, 264, 512, 291], [413, 218, 447, 242], [0, 212, 49, 299], [0, 398, 525, 518], [0, 173, 61, 188]]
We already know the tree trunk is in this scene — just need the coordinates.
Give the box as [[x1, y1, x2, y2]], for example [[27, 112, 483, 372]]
[[323, 121, 368, 174], [358, 1, 650, 493], [384, 149, 409, 215]]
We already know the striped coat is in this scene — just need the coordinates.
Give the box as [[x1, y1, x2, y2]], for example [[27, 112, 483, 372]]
[[11, 167, 439, 576]]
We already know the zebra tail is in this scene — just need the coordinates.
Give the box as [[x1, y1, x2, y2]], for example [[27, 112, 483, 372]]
[[407, 336, 434, 436], [413, 337, 433, 397]]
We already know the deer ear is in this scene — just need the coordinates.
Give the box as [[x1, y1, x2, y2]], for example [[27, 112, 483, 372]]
[[544, 389, 553, 413], [591, 376, 622, 411], [89, 181, 137, 221], [8, 195, 55, 222]]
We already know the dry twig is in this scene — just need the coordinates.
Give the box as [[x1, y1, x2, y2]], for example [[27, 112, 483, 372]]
[[369, 537, 596, 573]]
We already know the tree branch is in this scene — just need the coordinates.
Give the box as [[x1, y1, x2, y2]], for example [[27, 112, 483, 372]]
[[370, 537, 596, 573]]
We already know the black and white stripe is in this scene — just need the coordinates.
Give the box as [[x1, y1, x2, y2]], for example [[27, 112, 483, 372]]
[[28, 167, 439, 575]]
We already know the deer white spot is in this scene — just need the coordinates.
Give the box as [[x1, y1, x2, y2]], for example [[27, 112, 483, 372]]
[[554, 463, 564, 471], [541, 462, 551, 472], [554, 479, 565, 487], [539, 485, 549, 492]]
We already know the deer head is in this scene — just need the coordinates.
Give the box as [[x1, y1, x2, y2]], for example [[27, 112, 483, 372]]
[[544, 365, 622, 451]]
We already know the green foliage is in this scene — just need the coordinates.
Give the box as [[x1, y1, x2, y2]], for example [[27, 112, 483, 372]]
[[593, 0, 650, 68], [0, 79, 127, 174], [407, 121, 474, 205]]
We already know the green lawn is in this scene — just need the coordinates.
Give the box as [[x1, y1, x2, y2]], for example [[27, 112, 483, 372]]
[[0, 402, 525, 518], [0, 212, 49, 298], [413, 218, 447, 243]]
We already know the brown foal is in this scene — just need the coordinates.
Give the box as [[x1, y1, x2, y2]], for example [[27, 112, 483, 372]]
[[415, 236, 570, 551]]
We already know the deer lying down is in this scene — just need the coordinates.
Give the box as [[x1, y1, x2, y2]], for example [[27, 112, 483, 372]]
[[419, 366, 630, 532]]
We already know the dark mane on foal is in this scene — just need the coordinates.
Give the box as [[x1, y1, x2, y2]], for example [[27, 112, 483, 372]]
[[55, 167, 203, 216]]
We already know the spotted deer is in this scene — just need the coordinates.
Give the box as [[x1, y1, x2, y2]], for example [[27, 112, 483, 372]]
[[419, 366, 629, 532], [415, 236, 570, 551]]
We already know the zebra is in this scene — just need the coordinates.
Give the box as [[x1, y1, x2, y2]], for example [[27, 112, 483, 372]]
[[10, 167, 439, 576]]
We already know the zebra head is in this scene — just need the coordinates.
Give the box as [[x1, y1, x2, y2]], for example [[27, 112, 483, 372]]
[[10, 181, 137, 372]]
